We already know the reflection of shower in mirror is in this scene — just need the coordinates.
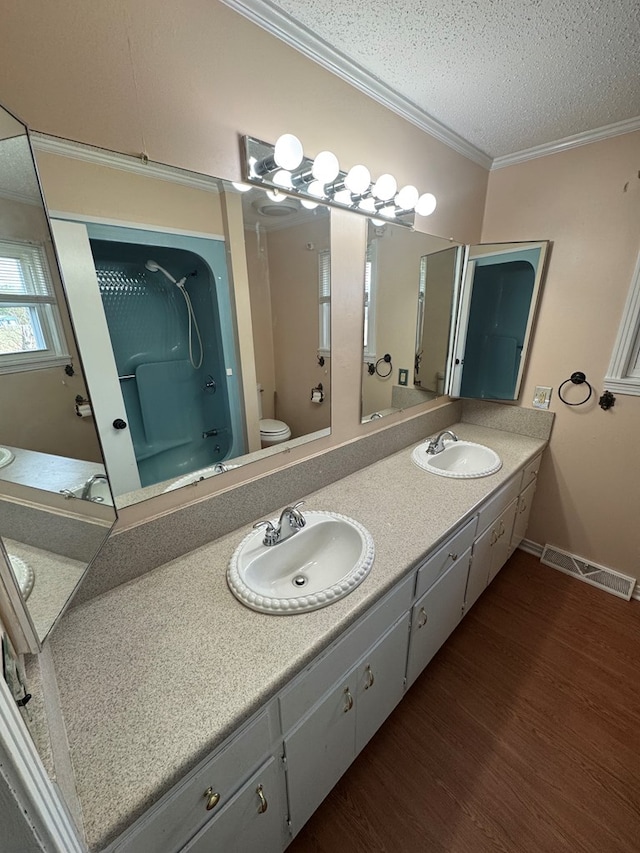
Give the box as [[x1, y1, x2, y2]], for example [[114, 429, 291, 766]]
[[145, 259, 203, 369]]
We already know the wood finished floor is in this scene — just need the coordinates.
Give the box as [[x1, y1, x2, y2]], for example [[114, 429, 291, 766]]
[[288, 550, 640, 853]]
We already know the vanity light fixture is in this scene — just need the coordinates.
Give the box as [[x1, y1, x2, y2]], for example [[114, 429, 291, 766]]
[[242, 135, 437, 228]]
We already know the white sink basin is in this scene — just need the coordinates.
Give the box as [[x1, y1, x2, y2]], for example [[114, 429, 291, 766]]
[[0, 446, 15, 469], [227, 510, 375, 614], [8, 554, 35, 600], [412, 440, 502, 478]]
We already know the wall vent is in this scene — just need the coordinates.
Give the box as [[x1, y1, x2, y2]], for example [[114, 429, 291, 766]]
[[540, 545, 636, 601]]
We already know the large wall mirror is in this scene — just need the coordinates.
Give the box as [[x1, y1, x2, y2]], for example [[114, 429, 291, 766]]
[[0, 104, 116, 643], [361, 219, 461, 422], [33, 138, 331, 508]]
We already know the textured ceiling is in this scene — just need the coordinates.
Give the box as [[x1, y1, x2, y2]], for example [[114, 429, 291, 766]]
[[245, 0, 640, 159]]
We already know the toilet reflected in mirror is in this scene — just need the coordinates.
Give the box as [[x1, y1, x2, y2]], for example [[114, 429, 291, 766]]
[[257, 384, 291, 447]]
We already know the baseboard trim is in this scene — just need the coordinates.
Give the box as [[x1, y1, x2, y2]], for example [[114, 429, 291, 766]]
[[518, 539, 543, 558]]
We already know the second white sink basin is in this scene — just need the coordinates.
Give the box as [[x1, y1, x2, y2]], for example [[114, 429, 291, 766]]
[[412, 440, 502, 478], [227, 510, 375, 614]]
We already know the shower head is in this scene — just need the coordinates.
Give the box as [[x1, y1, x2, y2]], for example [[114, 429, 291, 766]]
[[145, 259, 178, 285]]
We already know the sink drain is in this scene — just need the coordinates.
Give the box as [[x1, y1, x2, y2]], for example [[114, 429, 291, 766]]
[[292, 575, 308, 588]]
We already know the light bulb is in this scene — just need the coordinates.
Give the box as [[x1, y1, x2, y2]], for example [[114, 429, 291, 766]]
[[344, 164, 371, 195], [312, 151, 340, 184], [266, 189, 286, 202], [371, 218, 386, 226], [274, 134, 304, 171], [308, 180, 326, 198], [380, 206, 396, 219], [415, 193, 437, 216], [372, 174, 397, 201], [333, 189, 352, 205], [300, 198, 319, 209], [395, 185, 419, 210], [272, 170, 293, 188], [358, 197, 376, 213], [231, 182, 252, 192]]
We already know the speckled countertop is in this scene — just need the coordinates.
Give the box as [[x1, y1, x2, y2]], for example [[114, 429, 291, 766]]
[[47, 422, 546, 851]]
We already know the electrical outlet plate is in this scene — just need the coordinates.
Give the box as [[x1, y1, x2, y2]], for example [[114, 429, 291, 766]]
[[533, 385, 552, 409]]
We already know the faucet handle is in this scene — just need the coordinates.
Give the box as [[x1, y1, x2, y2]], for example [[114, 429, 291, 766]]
[[253, 519, 278, 545], [286, 501, 306, 528]]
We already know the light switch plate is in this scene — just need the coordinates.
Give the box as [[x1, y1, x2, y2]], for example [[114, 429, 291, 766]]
[[533, 385, 552, 409]]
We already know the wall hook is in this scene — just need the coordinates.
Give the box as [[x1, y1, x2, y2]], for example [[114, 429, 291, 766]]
[[599, 390, 615, 410]]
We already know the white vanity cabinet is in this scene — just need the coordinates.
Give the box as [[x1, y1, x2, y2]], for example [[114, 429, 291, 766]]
[[110, 705, 285, 853], [182, 756, 287, 853], [465, 454, 542, 613], [280, 576, 413, 838], [509, 454, 541, 555], [406, 548, 472, 688]]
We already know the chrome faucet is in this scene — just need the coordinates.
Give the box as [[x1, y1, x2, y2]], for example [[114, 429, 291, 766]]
[[253, 501, 306, 546], [81, 473, 108, 501], [213, 462, 228, 474], [425, 430, 459, 455]]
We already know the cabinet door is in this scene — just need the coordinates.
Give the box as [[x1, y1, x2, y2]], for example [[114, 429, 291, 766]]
[[284, 672, 357, 837], [510, 479, 537, 554], [488, 498, 518, 584], [183, 756, 286, 853], [355, 613, 410, 754], [406, 550, 470, 689], [464, 523, 494, 614]]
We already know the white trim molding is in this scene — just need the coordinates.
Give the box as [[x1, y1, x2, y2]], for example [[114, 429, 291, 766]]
[[31, 134, 220, 194], [491, 116, 640, 170], [605, 249, 640, 396], [218, 0, 493, 169], [0, 675, 83, 852]]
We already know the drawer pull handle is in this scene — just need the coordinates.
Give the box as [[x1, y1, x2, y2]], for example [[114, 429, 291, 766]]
[[520, 500, 527, 513], [499, 520, 505, 537], [204, 788, 221, 811], [490, 530, 498, 546], [365, 665, 375, 689], [343, 687, 354, 713], [256, 784, 268, 814], [448, 552, 458, 562], [417, 607, 428, 628]]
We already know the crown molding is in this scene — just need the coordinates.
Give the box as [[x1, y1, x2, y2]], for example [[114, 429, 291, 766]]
[[219, 0, 493, 169], [491, 115, 640, 170], [30, 134, 220, 193]]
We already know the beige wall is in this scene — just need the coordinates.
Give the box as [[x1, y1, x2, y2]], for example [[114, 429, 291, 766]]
[[420, 247, 458, 392], [483, 131, 640, 579], [266, 218, 331, 437]]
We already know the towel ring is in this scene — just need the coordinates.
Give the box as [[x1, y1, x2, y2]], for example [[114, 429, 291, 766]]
[[558, 372, 593, 406], [368, 353, 392, 378]]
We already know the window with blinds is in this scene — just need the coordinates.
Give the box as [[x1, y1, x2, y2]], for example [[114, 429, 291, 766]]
[[0, 239, 69, 372], [318, 249, 331, 354]]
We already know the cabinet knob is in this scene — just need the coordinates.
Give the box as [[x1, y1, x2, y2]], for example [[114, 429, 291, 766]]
[[364, 665, 375, 689], [256, 784, 268, 814], [417, 607, 428, 628], [343, 687, 354, 713], [204, 787, 221, 811], [448, 552, 458, 562]]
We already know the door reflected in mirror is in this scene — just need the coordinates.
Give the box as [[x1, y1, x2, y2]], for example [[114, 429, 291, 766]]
[[361, 220, 461, 422], [449, 241, 550, 401], [35, 141, 332, 507]]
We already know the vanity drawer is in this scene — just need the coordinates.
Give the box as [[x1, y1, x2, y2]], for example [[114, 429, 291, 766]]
[[476, 476, 521, 535], [414, 516, 477, 600], [279, 572, 414, 733], [521, 453, 542, 490], [113, 707, 275, 853]]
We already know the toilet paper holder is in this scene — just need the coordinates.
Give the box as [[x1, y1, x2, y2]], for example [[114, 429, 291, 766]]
[[310, 383, 324, 403]]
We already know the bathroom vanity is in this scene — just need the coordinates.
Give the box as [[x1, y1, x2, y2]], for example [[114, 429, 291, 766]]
[[42, 419, 547, 852]]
